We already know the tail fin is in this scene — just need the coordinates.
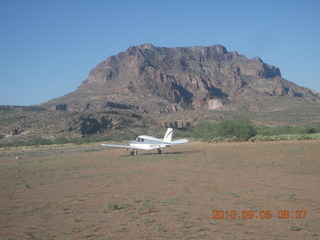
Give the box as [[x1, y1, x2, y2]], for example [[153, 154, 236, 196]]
[[163, 128, 173, 142]]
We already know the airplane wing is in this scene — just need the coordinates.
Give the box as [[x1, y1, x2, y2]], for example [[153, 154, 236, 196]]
[[101, 144, 146, 150], [171, 139, 189, 145]]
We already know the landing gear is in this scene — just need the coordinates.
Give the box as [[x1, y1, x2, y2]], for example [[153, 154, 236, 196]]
[[130, 149, 138, 156], [157, 149, 162, 154]]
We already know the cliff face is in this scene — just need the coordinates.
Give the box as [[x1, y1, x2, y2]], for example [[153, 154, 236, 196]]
[[46, 44, 319, 113], [2, 44, 320, 142]]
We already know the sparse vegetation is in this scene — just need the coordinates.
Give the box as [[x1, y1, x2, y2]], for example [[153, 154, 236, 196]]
[[193, 117, 257, 141], [1, 141, 319, 239], [102, 201, 127, 212], [250, 133, 320, 142], [288, 222, 303, 231], [163, 197, 180, 206], [0, 134, 136, 148], [192, 116, 320, 142], [2, 111, 320, 148], [196, 226, 209, 232]]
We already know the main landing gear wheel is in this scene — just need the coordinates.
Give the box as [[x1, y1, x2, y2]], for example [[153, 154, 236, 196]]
[[130, 150, 138, 156], [157, 149, 162, 154]]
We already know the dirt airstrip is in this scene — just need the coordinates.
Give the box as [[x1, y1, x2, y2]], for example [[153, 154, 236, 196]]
[[0, 141, 319, 240]]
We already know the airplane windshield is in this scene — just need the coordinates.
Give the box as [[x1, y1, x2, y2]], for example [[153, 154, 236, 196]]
[[136, 137, 144, 142]]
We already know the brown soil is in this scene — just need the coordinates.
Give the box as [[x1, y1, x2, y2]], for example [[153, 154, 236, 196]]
[[1, 141, 319, 239]]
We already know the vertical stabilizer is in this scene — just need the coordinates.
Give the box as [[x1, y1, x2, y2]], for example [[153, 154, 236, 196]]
[[163, 128, 173, 142]]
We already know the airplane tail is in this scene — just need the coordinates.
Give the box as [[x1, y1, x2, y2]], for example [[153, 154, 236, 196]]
[[163, 128, 173, 142]]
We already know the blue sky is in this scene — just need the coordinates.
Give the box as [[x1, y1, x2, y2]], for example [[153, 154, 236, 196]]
[[1, 0, 320, 106]]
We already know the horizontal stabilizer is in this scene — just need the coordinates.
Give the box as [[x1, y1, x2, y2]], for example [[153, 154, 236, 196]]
[[171, 139, 189, 145]]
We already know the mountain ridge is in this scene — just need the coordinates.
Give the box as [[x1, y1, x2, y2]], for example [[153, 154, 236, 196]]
[[1, 43, 320, 144], [43, 44, 320, 113]]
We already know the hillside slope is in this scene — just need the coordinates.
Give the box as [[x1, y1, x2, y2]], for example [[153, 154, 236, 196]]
[[44, 44, 320, 113], [1, 44, 320, 143]]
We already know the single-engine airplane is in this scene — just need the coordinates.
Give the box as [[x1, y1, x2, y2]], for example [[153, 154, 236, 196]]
[[101, 128, 188, 155]]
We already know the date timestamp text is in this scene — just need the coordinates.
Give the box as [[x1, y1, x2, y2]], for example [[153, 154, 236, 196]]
[[212, 210, 307, 220]]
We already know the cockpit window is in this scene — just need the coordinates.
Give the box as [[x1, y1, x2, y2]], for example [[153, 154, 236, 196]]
[[136, 137, 144, 142], [136, 137, 145, 142]]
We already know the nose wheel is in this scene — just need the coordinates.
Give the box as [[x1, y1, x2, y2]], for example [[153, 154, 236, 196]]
[[157, 149, 162, 154]]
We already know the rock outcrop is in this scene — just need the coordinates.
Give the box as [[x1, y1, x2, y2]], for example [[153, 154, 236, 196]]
[[2, 44, 320, 143], [44, 44, 319, 113]]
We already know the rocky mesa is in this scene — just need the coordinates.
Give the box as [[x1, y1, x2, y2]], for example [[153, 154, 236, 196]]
[[45, 44, 320, 113], [1, 44, 320, 144]]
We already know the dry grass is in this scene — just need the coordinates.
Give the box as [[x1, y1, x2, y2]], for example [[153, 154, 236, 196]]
[[1, 141, 319, 239]]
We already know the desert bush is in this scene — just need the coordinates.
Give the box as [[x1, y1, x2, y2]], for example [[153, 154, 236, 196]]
[[193, 117, 256, 141], [250, 133, 320, 142], [255, 125, 320, 136], [52, 136, 69, 144], [295, 126, 318, 134], [192, 121, 216, 141], [215, 117, 256, 141], [210, 136, 237, 142], [29, 137, 53, 146], [194, 118, 320, 143]]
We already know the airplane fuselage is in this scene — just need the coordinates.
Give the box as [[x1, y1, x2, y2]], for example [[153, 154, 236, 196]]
[[129, 135, 170, 150]]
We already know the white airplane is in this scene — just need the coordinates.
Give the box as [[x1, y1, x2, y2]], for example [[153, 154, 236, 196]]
[[101, 128, 188, 155]]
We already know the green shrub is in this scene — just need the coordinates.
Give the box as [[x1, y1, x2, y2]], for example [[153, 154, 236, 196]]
[[216, 117, 256, 141], [30, 137, 53, 146], [255, 125, 320, 136], [250, 133, 320, 142], [193, 118, 320, 143], [193, 117, 256, 141], [52, 136, 69, 144], [192, 121, 216, 141]]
